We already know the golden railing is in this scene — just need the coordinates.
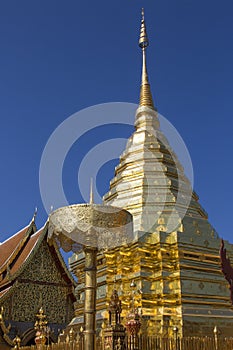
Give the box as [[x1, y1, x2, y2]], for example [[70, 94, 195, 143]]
[[18, 335, 233, 350]]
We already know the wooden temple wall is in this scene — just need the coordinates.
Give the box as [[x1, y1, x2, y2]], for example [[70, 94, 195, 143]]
[[19, 335, 233, 350]]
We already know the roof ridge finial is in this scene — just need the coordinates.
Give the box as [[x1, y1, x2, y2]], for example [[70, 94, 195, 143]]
[[89, 178, 94, 204], [138, 8, 155, 110], [33, 207, 38, 221]]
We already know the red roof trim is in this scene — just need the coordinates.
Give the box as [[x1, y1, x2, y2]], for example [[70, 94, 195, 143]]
[[0, 221, 37, 274]]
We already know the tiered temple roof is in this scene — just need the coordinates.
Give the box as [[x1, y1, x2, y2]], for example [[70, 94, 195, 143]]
[[0, 221, 37, 290], [0, 217, 76, 347]]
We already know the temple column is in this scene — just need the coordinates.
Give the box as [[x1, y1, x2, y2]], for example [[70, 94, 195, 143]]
[[83, 246, 97, 350]]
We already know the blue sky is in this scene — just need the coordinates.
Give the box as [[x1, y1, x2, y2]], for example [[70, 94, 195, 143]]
[[0, 0, 233, 244]]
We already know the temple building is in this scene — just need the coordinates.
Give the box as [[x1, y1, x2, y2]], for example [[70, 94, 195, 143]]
[[0, 216, 76, 348], [69, 10, 233, 337], [1, 9, 233, 346]]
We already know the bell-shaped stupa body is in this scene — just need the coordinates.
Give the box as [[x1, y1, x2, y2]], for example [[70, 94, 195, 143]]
[[102, 9, 233, 337]]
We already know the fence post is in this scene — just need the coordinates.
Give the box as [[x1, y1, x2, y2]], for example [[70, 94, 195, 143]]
[[213, 326, 219, 350], [173, 327, 178, 350]]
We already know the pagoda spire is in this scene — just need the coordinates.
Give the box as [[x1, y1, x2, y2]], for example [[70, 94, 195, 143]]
[[139, 8, 155, 110]]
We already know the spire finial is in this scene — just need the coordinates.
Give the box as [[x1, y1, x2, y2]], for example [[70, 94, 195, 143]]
[[139, 8, 149, 49], [138, 8, 155, 110], [89, 178, 94, 204]]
